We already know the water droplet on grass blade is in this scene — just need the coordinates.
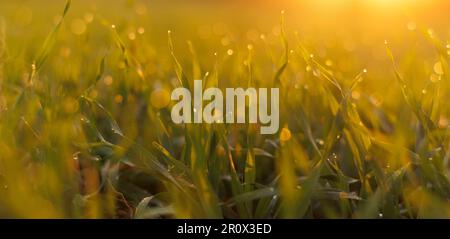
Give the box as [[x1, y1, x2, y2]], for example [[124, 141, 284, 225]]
[[407, 21, 416, 31], [313, 69, 321, 77], [352, 91, 361, 100], [128, 32, 136, 40], [433, 62, 444, 75], [103, 75, 113, 85], [151, 89, 170, 109], [428, 28, 434, 38], [84, 13, 94, 23], [438, 117, 449, 128], [114, 94, 123, 103], [315, 138, 324, 146], [279, 127, 292, 142], [430, 74, 441, 83]]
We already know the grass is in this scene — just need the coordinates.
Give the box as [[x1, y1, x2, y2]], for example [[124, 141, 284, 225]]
[[0, 0, 449, 218]]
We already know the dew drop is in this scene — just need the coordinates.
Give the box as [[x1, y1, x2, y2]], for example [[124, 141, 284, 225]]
[[352, 91, 361, 100], [71, 19, 87, 35], [430, 74, 440, 83], [128, 32, 136, 40], [313, 69, 321, 77], [407, 21, 416, 31], [433, 62, 444, 75]]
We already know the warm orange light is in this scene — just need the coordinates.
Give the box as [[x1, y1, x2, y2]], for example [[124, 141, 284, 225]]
[[303, 0, 427, 8]]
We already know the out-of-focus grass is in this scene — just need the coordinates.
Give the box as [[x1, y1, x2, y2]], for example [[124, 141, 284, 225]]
[[0, 0, 449, 218]]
